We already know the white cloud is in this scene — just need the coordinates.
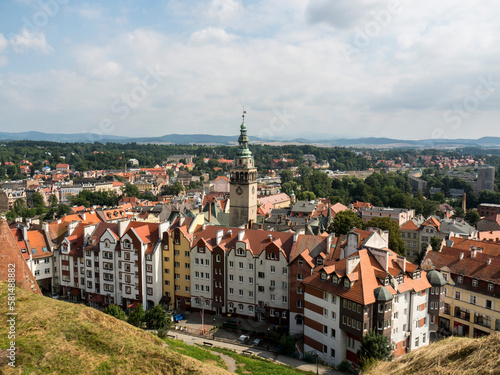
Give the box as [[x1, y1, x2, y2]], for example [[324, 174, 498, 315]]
[[74, 3, 103, 19], [0, 34, 8, 53], [206, 0, 243, 22], [0, 56, 8, 67], [74, 46, 122, 80], [189, 27, 236, 45], [9, 29, 53, 54]]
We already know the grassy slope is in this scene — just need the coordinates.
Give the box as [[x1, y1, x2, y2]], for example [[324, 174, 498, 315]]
[[365, 333, 500, 375], [0, 284, 231, 375]]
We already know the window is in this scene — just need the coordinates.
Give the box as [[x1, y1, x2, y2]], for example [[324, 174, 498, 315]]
[[282, 267, 287, 275], [297, 287, 303, 294], [297, 274, 303, 280], [34, 270, 40, 276], [229, 288, 233, 295], [248, 306, 254, 313], [331, 311, 336, 320], [323, 325, 328, 335], [175, 285, 180, 291], [332, 274, 338, 284], [229, 275, 234, 281], [331, 328, 336, 338], [238, 262, 243, 269], [270, 266, 276, 273], [298, 259, 303, 266], [147, 287, 153, 295], [239, 276, 243, 283], [472, 279, 478, 287], [249, 277, 254, 284], [297, 300, 303, 308], [229, 261, 234, 268], [282, 296, 287, 303], [216, 254, 221, 262], [455, 291, 461, 300], [488, 283, 494, 292], [185, 251, 190, 257], [344, 279, 350, 288], [423, 333, 426, 343], [470, 295, 477, 305], [486, 300, 493, 310], [185, 275, 190, 281], [415, 337, 419, 348], [457, 276, 463, 284], [248, 263, 254, 270], [378, 304, 384, 313], [320, 272, 327, 281], [249, 291, 254, 298], [195, 258, 199, 265], [185, 263, 190, 269], [323, 308, 328, 317]]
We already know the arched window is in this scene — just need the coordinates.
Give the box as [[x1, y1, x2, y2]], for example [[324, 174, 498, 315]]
[[216, 254, 221, 262], [296, 314, 303, 325]]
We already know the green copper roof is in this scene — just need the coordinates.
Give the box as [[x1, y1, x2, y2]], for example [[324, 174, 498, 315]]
[[374, 286, 393, 301], [237, 119, 252, 158], [426, 269, 446, 286]]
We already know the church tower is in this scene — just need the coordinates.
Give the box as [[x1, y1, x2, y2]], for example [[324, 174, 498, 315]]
[[229, 110, 258, 228]]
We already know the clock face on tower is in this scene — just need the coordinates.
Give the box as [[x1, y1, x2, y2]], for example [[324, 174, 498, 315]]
[[236, 186, 243, 195]]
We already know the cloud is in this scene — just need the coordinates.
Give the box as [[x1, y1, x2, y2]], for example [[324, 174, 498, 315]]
[[74, 3, 103, 19], [0, 34, 9, 54], [189, 27, 236, 45], [9, 29, 53, 54], [74, 46, 122, 80], [306, 0, 384, 29], [206, 0, 243, 22]]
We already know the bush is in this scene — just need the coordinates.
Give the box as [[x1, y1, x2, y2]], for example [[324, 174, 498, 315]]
[[157, 328, 168, 339]]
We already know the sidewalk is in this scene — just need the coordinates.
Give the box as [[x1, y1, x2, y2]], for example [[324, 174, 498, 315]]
[[169, 330, 343, 375]]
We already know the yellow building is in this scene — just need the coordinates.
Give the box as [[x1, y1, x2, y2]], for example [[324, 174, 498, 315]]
[[162, 214, 204, 310], [423, 245, 500, 338]]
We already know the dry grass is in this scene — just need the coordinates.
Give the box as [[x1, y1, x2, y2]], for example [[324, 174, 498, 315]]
[[364, 333, 500, 375], [0, 284, 231, 375]]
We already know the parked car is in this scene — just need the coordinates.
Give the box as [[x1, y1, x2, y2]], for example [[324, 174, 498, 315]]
[[252, 338, 263, 347], [174, 314, 186, 323], [238, 334, 250, 344], [48, 292, 59, 299], [223, 319, 242, 329]]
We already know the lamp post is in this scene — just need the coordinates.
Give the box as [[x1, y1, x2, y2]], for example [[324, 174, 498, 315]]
[[316, 351, 319, 375]]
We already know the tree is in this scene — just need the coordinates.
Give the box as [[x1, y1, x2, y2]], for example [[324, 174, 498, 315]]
[[48, 194, 58, 207], [103, 304, 127, 320], [430, 236, 442, 251], [279, 169, 294, 184], [279, 333, 295, 356], [145, 305, 171, 330], [162, 182, 185, 196], [128, 304, 146, 328], [465, 209, 480, 227], [365, 217, 406, 256], [122, 183, 140, 198], [327, 210, 364, 235], [357, 330, 393, 371]]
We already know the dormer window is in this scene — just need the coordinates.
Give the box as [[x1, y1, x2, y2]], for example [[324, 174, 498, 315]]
[[123, 240, 131, 249], [298, 259, 303, 266], [344, 279, 351, 289], [457, 276, 463, 284], [317, 258, 323, 265], [199, 246, 205, 253], [104, 239, 110, 248], [320, 272, 327, 281], [236, 248, 245, 256], [384, 278, 389, 286], [332, 274, 338, 285], [472, 279, 478, 287]]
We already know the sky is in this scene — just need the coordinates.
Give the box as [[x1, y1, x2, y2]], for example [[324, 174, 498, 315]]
[[0, 0, 499, 141]]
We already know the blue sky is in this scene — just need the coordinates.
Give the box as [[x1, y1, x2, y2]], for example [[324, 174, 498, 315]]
[[0, 0, 499, 140]]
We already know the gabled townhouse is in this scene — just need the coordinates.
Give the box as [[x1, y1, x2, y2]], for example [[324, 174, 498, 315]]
[[162, 214, 204, 310], [361, 206, 415, 226], [423, 244, 500, 338], [59, 222, 96, 301], [189, 226, 296, 325], [302, 236, 444, 367], [10, 223, 54, 293]]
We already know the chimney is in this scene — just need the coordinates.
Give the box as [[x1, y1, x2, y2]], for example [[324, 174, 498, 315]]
[[238, 230, 244, 241], [293, 232, 299, 243], [396, 255, 406, 273], [81, 212, 86, 221], [471, 248, 477, 258], [67, 221, 79, 236], [346, 255, 360, 275], [202, 223, 207, 230], [119, 219, 131, 237], [268, 234, 273, 242], [326, 233, 335, 254], [487, 258, 492, 266], [216, 229, 223, 245], [22, 225, 28, 240], [459, 252, 464, 261], [227, 229, 233, 238]]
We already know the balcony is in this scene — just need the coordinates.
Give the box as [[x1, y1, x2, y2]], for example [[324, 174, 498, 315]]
[[474, 313, 491, 329]]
